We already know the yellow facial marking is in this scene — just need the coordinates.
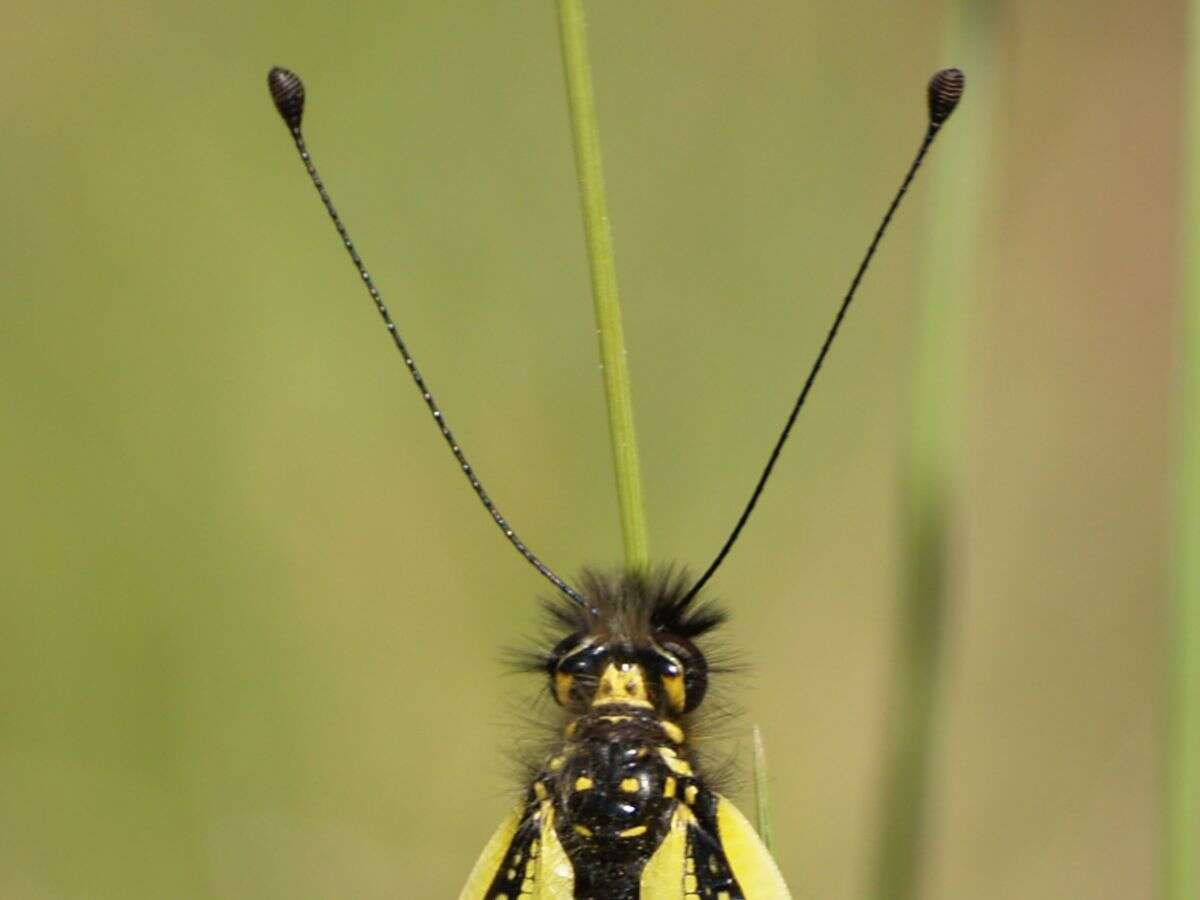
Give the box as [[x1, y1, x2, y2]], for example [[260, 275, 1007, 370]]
[[574, 776, 594, 791], [660, 720, 685, 744], [620, 777, 640, 793], [618, 824, 648, 838], [599, 714, 633, 724], [574, 824, 593, 838], [684, 784, 699, 806], [661, 671, 686, 712], [592, 662, 652, 708], [663, 776, 677, 798], [554, 671, 574, 706]]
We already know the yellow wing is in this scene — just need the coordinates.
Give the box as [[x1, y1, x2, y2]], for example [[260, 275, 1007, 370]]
[[458, 801, 574, 899], [459, 804, 521, 899], [639, 796, 790, 899], [712, 795, 791, 898]]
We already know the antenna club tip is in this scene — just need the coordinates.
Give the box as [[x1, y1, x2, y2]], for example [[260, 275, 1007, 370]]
[[927, 68, 965, 126], [267, 66, 306, 129]]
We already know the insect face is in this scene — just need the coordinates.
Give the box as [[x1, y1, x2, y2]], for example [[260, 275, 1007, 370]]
[[548, 632, 708, 715]]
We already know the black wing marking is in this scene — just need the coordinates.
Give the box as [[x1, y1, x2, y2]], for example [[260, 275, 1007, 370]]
[[481, 798, 545, 899], [686, 788, 746, 899]]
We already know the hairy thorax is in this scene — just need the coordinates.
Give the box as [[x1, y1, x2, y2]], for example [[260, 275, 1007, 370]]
[[551, 710, 691, 879]]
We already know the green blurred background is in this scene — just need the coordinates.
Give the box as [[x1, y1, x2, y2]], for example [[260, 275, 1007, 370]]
[[0, 2, 1176, 897]]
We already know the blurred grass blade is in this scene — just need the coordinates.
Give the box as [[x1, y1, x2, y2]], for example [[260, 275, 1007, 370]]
[[1165, 5, 1200, 898], [872, 4, 996, 899], [556, 0, 650, 570], [752, 724, 775, 853]]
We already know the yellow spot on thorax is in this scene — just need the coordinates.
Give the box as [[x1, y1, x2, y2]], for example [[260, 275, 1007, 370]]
[[660, 720, 685, 744], [658, 746, 694, 776]]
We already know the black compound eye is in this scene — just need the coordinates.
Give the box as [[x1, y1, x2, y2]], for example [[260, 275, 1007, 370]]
[[560, 641, 608, 676], [546, 632, 584, 676], [641, 647, 680, 679], [549, 638, 609, 707]]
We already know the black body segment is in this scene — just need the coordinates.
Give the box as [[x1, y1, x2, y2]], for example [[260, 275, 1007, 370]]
[[554, 713, 684, 897]]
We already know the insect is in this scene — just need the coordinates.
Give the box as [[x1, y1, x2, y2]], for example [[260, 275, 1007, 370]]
[[266, 60, 962, 900]]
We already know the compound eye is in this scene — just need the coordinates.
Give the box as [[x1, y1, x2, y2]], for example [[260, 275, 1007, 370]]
[[643, 644, 687, 712], [657, 636, 709, 713], [561, 643, 606, 675], [546, 632, 583, 675], [546, 633, 582, 706], [549, 638, 606, 707]]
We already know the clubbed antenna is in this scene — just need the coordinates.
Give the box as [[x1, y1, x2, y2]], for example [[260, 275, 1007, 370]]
[[927, 68, 965, 127], [683, 68, 966, 605], [267, 67, 305, 129], [264, 66, 588, 608]]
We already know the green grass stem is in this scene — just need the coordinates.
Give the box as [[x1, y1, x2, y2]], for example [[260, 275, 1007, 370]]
[[1165, 5, 1200, 897], [872, 5, 995, 899], [752, 724, 775, 854], [555, 0, 650, 570]]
